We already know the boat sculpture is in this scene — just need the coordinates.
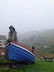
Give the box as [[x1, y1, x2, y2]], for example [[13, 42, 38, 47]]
[[5, 41, 35, 67]]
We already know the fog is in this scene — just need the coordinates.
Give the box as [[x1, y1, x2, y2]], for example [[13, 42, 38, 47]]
[[0, 0, 54, 35]]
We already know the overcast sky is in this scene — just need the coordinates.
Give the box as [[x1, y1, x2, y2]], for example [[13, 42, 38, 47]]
[[0, 0, 54, 35]]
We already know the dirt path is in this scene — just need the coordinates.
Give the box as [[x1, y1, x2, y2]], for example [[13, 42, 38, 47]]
[[0, 63, 10, 69]]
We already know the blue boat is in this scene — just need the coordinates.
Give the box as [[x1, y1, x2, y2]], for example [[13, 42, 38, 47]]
[[5, 41, 35, 67]]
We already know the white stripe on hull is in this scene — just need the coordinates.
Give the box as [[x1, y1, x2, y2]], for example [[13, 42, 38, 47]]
[[10, 42, 35, 56]]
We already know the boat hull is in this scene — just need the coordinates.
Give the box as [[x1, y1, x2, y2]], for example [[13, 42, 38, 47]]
[[5, 41, 35, 64]]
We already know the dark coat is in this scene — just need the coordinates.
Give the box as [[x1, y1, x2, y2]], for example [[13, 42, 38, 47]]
[[8, 31, 18, 42]]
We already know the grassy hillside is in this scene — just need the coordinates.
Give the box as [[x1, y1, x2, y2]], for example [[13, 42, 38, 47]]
[[19, 29, 54, 46], [0, 60, 54, 72], [19, 29, 54, 57]]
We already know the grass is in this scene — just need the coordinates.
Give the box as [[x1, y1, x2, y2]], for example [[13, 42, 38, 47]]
[[0, 60, 54, 72], [0, 59, 8, 64]]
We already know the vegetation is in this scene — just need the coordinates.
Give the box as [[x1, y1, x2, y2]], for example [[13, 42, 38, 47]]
[[0, 60, 54, 72], [19, 29, 54, 57], [0, 59, 8, 64], [34, 47, 54, 58]]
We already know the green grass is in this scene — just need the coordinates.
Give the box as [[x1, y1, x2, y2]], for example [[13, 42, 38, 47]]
[[0, 60, 54, 72], [0, 59, 8, 64]]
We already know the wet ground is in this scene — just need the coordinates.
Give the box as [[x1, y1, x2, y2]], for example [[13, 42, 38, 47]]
[[0, 62, 28, 69], [0, 63, 10, 69]]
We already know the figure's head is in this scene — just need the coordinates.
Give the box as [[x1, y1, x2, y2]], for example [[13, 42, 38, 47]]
[[9, 26, 15, 32]]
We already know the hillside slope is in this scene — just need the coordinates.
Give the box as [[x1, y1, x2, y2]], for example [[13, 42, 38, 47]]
[[0, 60, 54, 72]]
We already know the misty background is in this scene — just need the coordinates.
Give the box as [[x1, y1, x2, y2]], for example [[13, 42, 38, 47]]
[[0, 0, 54, 57], [0, 0, 54, 35]]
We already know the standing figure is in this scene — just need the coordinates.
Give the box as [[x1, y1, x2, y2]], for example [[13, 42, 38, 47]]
[[31, 46, 34, 52], [8, 26, 18, 42]]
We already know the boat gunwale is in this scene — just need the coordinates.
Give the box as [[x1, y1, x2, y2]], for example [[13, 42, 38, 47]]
[[11, 41, 35, 55]]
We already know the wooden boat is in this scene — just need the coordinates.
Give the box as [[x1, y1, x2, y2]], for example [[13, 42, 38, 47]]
[[5, 41, 35, 67]]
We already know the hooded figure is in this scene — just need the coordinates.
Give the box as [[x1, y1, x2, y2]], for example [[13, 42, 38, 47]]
[[8, 26, 18, 42]]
